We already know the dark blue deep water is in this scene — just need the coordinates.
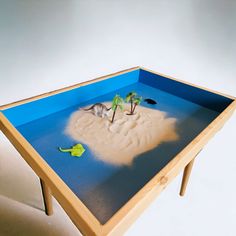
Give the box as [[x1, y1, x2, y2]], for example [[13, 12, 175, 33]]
[[17, 82, 219, 224]]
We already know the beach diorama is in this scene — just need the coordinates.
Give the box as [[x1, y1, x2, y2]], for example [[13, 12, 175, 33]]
[[6, 67, 230, 226], [64, 92, 179, 166]]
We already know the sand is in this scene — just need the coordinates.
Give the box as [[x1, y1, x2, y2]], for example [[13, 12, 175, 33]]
[[65, 103, 178, 166]]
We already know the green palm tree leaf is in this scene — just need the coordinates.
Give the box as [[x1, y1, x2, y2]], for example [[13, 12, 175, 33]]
[[125, 96, 130, 102], [125, 92, 136, 102], [112, 103, 116, 110], [119, 104, 124, 110], [134, 96, 142, 105]]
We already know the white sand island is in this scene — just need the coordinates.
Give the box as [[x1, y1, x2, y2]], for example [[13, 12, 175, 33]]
[[66, 103, 178, 166]]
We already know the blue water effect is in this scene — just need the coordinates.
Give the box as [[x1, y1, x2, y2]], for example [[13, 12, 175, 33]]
[[17, 82, 219, 224]]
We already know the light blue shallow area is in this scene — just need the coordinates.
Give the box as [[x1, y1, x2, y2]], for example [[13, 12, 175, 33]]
[[16, 82, 220, 224]]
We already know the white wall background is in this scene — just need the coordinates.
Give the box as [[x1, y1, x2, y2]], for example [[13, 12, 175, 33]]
[[0, 1, 235, 236], [1, 0, 236, 104]]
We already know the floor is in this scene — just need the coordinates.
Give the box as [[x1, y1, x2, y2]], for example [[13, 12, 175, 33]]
[[0, 131, 80, 236]]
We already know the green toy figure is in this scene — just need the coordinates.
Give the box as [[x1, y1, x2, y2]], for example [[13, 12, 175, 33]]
[[59, 144, 85, 157]]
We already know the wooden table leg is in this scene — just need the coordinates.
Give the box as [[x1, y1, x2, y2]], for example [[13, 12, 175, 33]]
[[40, 178, 53, 215], [179, 158, 195, 196]]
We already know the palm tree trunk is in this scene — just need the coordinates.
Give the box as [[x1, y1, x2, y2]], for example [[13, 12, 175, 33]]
[[111, 105, 117, 123], [132, 104, 137, 114], [130, 99, 133, 114]]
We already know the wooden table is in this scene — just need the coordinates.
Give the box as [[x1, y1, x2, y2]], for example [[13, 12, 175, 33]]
[[1, 67, 235, 235]]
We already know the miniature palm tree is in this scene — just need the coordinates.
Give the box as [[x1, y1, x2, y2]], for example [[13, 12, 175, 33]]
[[125, 92, 137, 115], [111, 95, 124, 123], [131, 96, 142, 114]]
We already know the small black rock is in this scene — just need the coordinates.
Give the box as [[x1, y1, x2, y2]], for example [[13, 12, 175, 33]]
[[144, 98, 157, 105]]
